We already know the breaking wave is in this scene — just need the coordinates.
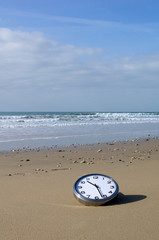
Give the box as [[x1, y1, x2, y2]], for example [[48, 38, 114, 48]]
[[0, 112, 159, 129]]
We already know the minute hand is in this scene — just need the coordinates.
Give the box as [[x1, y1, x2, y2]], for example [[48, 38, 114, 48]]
[[96, 186, 104, 197]]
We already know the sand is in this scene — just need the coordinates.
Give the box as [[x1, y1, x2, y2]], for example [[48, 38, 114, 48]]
[[0, 137, 159, 240]]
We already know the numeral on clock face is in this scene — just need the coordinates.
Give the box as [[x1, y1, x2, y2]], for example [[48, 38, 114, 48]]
[[102, 195, 107, 198], [93, 176, 98, 179]]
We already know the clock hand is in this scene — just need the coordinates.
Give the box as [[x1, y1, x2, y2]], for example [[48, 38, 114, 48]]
[[87, 181, 104, 197], [96, 186, 104, 197], [87, 180, 96, 187]]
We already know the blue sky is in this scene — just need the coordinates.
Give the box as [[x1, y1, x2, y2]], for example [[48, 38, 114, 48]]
[[0, 0, 159, 111]]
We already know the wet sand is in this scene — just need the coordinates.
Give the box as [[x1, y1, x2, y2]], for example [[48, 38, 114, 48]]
[[0, 137, 159, 240]]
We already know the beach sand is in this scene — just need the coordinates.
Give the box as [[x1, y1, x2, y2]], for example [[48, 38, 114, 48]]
[[0, 138, 159, 240]]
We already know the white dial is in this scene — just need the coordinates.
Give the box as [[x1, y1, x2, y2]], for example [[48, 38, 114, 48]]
[[73, 174, 119, 206]]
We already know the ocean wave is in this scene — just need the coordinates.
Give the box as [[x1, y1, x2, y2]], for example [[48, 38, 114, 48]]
[[0, 112, 159, 129]]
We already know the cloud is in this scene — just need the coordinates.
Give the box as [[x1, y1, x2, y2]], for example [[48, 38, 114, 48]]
[[0, 27, 159, 96], [0, 28, 100, 88]]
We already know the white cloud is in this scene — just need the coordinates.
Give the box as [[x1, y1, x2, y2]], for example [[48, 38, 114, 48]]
[[0, 27, 159, 95], [0, 28, 103, 89]]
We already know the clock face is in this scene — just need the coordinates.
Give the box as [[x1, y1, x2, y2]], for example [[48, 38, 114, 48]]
[[73, 174, 119, 206]]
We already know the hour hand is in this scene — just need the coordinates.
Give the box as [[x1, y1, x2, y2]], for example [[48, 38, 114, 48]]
[[87, 180, 96, 187]]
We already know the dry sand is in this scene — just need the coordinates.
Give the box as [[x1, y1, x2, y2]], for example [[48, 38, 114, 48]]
[[0, 138, 159, 240]]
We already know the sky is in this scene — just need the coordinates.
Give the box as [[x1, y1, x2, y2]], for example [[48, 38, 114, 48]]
[[0, 0, 159, 112]]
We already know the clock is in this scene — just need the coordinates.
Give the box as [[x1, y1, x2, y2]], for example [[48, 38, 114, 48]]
[[73, 173, 119, 206]]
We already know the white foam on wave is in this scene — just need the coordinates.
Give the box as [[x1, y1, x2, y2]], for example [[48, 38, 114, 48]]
[[0, 112, 159, 129], [1, 113, 159, 150]]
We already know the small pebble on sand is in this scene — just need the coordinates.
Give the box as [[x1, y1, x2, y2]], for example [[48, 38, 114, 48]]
[[80, 160, 86, 163], [72, 160, 78, 163], [97, 149, 102, 153]]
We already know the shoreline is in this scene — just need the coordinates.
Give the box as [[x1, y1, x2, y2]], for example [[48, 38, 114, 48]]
[[0, 137, 159, 239], [1, 119, 159, 152], [0, 134, 156, 153]]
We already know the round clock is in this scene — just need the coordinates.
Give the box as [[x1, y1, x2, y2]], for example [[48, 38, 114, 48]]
[[73, 173, 119, 206]]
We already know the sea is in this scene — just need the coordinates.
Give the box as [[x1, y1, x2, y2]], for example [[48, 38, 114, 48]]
[[0, 112, 159, 151]]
